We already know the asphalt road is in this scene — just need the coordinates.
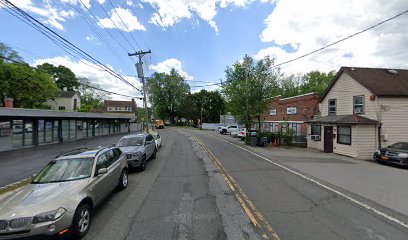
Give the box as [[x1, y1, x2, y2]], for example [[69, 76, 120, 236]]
[[4, 128, 408, 239], [182, 129, 408, 240], [84, 128, 261, 240]]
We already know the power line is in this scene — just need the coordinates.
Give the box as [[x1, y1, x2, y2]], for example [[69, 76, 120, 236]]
[[71, 4, 134, 73], [77, 0, 136, 65], [0, 54, 143, 99], [96, 0, 138, 52], [106, 0, 141, 50], [272, 9, 408, 69], [1, 0, 141, 92]]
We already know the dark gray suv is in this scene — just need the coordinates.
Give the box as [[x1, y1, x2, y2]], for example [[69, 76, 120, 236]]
[[117, 133, 157, 171], [0, 147, 128, 239]]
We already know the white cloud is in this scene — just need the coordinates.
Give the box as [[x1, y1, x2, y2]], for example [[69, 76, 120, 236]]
[[256, 0, 408, 74], [31, 56, 143, 104], [97, 7, 146, 32], [3, 0, 78, 30], [142, 0, 254, 33], [149, 58, 194, 80], [85, 36, 92, 41], [97, 0, 106, 4]]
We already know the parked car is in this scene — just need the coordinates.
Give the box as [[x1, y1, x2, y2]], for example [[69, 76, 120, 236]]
[[152, 132, 162, 150], [117, 133, 157, 171], [0, 147, 128, 239], [231, 128, 245, 138], [374, 142, 408, 166], [237, 128, 247, 139], [219, 125, 239, 135], [155, 120, 165, 129]]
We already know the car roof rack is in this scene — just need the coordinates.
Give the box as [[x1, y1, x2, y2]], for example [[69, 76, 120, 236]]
[[55, 148, 94, 158]]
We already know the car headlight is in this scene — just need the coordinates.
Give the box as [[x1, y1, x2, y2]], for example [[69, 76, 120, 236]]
[[32, 207, 66, 224], [398, 153, 408, 158]]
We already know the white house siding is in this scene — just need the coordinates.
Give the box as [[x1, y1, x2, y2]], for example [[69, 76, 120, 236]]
[[320, 72, 377, 119], [355, 125, 378, 159], [307, 124, 324, 151], [377, 97, 408, 146], [333, 125, 358, 158], [47, 93, 80, 111]]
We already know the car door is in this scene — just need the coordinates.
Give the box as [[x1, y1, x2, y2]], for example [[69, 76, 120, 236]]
[[90, 152, 111, 204], [106, 149, 122, 188], [146, 134, 154, 158]]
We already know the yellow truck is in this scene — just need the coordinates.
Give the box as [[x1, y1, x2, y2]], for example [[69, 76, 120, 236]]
[[155, 120, 165, 129]]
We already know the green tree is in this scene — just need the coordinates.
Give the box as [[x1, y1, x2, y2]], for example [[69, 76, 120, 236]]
[[77, 77, 110, 112], [223, 55, 280, 130], [37, 63, 79, 90], [147, 69, 190, 123], [0, 61, 58, 108], [299, 70, 336, 96], [0, 42, 24, 63]]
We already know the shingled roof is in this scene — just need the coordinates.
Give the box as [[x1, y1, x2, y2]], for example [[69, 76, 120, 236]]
[[306, 114, 378, 125], [56, 90, 78, 98], [321, 67, 408, 102]]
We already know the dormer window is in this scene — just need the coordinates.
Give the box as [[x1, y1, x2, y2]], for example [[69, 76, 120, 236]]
[[328, 99, 336, 115], [353, 96, 364, 114]]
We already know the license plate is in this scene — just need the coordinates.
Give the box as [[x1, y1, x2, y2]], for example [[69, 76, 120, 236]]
[[381, 156, 389, 160]]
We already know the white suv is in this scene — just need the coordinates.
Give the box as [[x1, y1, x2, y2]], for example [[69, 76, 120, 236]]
[[219, 125, 239, 135]]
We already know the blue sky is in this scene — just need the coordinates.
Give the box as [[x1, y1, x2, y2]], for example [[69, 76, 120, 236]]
[[1, 0, 407, 102]]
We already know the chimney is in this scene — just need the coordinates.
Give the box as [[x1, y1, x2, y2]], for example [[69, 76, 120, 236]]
[[4, 98, 14, 108], [63, 87, 68, 92]]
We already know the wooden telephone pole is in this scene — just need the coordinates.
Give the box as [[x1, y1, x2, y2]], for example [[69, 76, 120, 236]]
[[128, 50, 151, 133]]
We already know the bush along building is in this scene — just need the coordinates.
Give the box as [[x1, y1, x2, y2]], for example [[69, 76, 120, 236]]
[[307, 67, 408, 159], [259, 92, 320, 145]]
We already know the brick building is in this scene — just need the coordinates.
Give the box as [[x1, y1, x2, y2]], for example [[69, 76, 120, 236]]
[[260, 92, 320, 141]]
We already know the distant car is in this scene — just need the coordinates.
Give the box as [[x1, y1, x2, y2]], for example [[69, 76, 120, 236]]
[[237, 128, 247, 139], [219, 125, 239, 135], [374, 142, 408, 166], [152, 132, 162, 150], [117, 133, 157, 171], [0, 147, 128, 239], [155, 120, 165, 129]]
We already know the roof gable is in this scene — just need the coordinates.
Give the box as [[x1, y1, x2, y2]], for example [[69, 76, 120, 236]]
[[320, 67, 408, 102]]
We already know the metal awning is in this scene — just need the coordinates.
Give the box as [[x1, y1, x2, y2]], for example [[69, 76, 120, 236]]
[[0, 108, 131, 120]]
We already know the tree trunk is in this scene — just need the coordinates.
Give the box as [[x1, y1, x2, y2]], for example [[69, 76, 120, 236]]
[[258, 114, 261, 131]]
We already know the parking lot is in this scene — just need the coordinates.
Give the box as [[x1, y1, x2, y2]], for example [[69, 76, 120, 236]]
[[0, 132, 138, 188]]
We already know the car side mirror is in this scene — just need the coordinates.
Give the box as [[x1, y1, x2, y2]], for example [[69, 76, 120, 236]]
[[97, 168, 108, 175], [111, 143, 116, 147]]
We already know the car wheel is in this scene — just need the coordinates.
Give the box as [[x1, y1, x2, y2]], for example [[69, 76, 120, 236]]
[[72, 204, 92, 239], [139, 156, 147, 171], [118, 169, 128, 190]]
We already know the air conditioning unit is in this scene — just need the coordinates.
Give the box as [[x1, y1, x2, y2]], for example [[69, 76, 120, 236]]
[[355, 108, 363, 114], [311, 135, 321, 141]]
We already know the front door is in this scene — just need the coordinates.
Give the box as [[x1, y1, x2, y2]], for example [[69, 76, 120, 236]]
[[324, 126, 333, 153]]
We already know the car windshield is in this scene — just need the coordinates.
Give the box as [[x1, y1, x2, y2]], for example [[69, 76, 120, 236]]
[[117, 136, 144, 147], [389, 142, 408, 150], [32, 158, 94, 184]]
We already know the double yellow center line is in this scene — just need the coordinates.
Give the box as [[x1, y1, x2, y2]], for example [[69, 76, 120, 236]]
[[192, 135, 280, 240]]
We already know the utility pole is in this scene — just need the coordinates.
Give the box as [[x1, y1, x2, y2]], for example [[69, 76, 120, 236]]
[[128, 50, 151, 133]]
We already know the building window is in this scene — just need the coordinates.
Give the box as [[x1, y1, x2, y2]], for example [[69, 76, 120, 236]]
[[287, 107, 297, 115], [328, 99, 336, 115], [108, 107, 112, 111], [353, 96, 364, 114], [337, 126, 351, 145], [270, 122, 279, 133], [311, 124, 321, 141], [269, 108, 277, 116], [115, 106, 119, 111], [58, 106, 66, 110], [125, 106, 131, 111], [288, 123, 301, 136]]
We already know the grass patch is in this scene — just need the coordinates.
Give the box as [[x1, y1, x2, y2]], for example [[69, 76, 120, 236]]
[[0, 178, 31, 196]]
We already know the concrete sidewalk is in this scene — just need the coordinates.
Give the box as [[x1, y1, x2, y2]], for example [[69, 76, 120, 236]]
[[207, 131, 408, 218], [0, 132, 138, 188]]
